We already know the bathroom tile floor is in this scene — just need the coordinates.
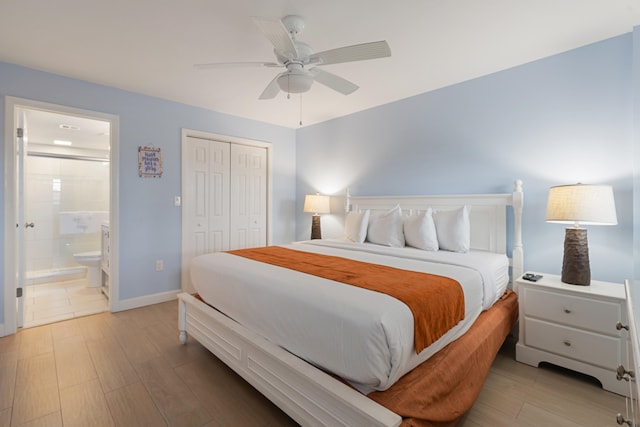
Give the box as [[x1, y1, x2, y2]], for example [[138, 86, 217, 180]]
[[23, 279, 108, 328]]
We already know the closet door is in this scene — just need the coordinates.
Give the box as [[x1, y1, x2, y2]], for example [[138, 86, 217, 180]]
[[229, 144, 267, 250], [182, 137, 230, 292], [182, 136, 268, 293], [207, 140, 231, 251]]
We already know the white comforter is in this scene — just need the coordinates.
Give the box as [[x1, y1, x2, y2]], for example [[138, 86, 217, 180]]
[[190, 240, 509, 393]]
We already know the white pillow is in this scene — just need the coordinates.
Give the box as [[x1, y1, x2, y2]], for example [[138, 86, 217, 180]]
[[433, 206, 470, 253], [403, 209, 439, 251], [366, 205, 405, 247], [344, 209, 370, 243]]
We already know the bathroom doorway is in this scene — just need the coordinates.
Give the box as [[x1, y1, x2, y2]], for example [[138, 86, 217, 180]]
[[22, 109, 110, 327], [3, 97, 120, 332]]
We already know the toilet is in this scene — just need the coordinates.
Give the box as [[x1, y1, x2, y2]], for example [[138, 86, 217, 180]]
[[73, 251, 102, 288], [60, 211, 108, 289]]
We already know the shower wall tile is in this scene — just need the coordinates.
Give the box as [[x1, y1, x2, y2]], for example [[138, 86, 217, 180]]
[[25, 156, 109, 274]]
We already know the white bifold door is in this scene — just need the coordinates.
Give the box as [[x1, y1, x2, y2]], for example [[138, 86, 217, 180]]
[[182, 136, 268, 293]]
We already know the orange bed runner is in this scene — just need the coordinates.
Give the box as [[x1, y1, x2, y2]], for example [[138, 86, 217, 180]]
[[227, 246, 464, 353]]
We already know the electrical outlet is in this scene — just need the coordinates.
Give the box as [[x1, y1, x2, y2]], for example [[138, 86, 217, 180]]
[[155, 260, 164, 271]]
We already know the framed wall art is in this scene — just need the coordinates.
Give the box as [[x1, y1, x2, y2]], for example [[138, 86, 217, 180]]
[[138, 146, 162, 178]]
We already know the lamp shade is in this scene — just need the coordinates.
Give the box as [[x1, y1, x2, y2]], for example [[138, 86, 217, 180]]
[[545, 184, 617, 226], [303, 194, 330, 214]]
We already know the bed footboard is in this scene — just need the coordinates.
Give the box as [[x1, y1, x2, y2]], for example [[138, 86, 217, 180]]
[[178, 292, 402, 427]]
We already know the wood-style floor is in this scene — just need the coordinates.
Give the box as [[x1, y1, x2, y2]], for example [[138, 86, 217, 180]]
[[0, 300, 628, 426]]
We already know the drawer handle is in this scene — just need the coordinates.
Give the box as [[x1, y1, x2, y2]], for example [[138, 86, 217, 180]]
[[617, 365, 635, 381], [616, 321, 629, 331], [563, 308, 572, 314], [616, 413, 634, 426], [563, 340, 571, 347]]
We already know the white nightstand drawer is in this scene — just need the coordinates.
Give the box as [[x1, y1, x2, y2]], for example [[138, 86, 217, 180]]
[[523, 287, 622, 336], [524, 318, 622, 369]]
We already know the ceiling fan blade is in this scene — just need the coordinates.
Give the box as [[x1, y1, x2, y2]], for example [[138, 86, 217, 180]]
[[309, 68, 359, 95], [309, 40, 391, 66], [252, 17, 298, 59], [259, 74, 282, 100], [194, 62, 281, 70]]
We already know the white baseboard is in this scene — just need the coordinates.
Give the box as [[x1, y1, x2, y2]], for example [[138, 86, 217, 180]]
[[113, 289, 180, 312]]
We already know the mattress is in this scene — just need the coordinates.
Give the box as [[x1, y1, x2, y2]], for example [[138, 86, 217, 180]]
[[190, 240, 509, 393]]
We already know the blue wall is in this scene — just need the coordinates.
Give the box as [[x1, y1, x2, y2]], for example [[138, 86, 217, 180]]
[[0, 62, 297, 323], [296, 33, 636, 285]]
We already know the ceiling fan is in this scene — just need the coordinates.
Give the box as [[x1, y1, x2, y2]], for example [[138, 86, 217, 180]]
[[195, 15, 391, 100]]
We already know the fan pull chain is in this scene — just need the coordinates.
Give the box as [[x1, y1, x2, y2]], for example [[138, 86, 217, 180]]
[[299, 94, 303, 126]]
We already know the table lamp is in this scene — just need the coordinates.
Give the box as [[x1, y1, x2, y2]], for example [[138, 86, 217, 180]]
[[304, 194, 330, 239], [545, 183, 617, 285]]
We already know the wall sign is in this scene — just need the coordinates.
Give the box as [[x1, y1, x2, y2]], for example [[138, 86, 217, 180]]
[[138, 146, 163, 178]]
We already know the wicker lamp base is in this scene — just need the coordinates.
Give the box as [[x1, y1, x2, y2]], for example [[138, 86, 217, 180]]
[[310, 215, 322, 240], [561, 227, 590, 286]]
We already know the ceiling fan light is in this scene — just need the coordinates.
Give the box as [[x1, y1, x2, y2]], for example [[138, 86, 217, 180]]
[[277, 72, 313, 94]]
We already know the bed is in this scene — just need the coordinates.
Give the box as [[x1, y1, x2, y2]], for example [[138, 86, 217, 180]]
[[178, 180, 524, 427]]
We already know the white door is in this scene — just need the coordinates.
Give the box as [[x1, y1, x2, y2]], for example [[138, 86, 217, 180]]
[[15, 109, 28, 328], [183, 136, 230, 254], [181, 135, 268, 293], [182, 137, 231, 293], [229, 144, 267, 250]]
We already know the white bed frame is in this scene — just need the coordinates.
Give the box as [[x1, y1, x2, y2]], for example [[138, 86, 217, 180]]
[[178, 179, 524, 427]]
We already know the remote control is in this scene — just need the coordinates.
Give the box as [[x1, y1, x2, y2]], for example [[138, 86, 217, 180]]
[[523, 273, 543, 282]]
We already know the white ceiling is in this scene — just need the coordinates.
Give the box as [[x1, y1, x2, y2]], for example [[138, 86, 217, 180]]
[[24, 108, 110, 153], [1, 1, 639, 129]]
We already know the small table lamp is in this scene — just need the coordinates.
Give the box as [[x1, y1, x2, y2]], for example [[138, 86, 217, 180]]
[[303, 194, 330, 239], [545, 183, 617, 285]]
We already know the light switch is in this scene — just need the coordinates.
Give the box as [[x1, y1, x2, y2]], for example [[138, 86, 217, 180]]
[[174, 196, 181, 207]]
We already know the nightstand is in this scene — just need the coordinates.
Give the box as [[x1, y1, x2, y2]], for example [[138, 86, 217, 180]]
[[515, 273, 629, 396]]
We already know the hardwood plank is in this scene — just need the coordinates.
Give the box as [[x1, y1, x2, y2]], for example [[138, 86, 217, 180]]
[[76, 312, 115, 342], [455, 415, 483, 427], [175, 356, 297, 427], [104, 381, 166, 427], [16, 411, 63, 427], [125, 303, 172, 330], [482, 367, 530, 403], [142, 321, 211, 368], [0, 351, 18, 411], [106, 315, 161, 365], [59, 379, 114, 427], [472, 372, 524, 419], [534, 363, 625, 411], [135, 356, 212, 426], [524, 378, 623, 426], [0, 408, 11, 426], [0, 332, 20, 354], [11, 353, 60, 426], [515, 402, 583, 427], [16, 325, 53, 360], [457, 400, 518, 427], [54, 334, 98, 389], [50, 316, 84, 342], [86, 336, 139, 393]]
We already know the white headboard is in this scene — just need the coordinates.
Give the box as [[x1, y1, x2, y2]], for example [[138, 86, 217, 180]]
[[348, 180, 524, 281]]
